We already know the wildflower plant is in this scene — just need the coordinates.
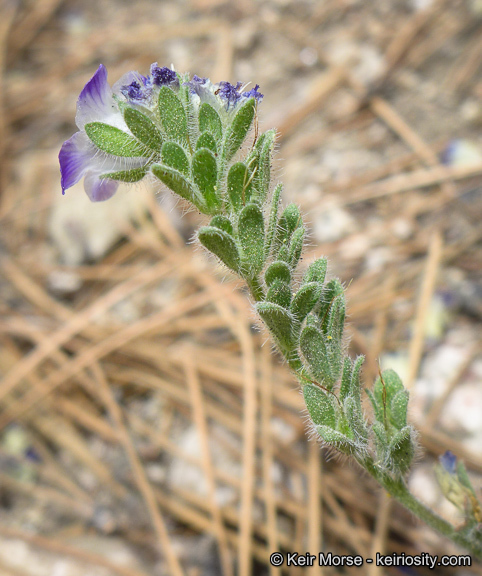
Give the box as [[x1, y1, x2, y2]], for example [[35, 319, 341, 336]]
[[60, 64, 482, 559]]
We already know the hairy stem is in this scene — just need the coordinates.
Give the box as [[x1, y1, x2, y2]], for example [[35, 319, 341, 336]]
[[246, 275, 265, 302], [362, 457, 482, 560]]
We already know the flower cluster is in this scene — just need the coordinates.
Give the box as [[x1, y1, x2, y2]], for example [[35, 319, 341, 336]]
[[59, 63, 263, 203]]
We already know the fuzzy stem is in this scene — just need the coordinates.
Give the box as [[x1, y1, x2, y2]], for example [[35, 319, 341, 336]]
[[246, 275, 265, 302], [362, 457, 482, 559]]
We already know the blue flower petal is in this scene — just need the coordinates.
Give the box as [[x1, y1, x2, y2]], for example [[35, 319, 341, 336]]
[[440, 450, 457, 475], [75, 64, 115, 129], [84, 171, 119, 202], [59, 131, 95, 193]]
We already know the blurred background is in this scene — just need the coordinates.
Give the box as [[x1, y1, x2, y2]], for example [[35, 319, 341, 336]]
[[0, 0, 481, 574]]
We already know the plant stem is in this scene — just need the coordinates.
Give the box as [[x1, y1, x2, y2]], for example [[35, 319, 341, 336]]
[[247, 275, 265, 302], [362, 457, 482, 560]]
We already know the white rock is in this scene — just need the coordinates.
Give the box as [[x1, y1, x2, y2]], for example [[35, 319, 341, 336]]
[[440, 382, 482, 434], [312, 201, 356, 243], [49, 182, 152, 265]]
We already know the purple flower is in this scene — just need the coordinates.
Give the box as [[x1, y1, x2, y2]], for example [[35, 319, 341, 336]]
[[185, 76, 264, 113], [242, 84, 263, 101], [216, 81, 264, 110], [440, 450, 457, 475], [150, 63, 178, 87], [59, 64, 148, 202], [185, 75, 209, 94], [217, 81, 243, 109]]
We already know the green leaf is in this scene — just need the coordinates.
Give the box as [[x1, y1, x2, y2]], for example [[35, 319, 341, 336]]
[[223, 97, 256, 161], [390, 389, 409, 429], [456, 461, 477, 494], [238, 203, 265, 278], [318, 279, 344, 331], [198, 103, 223, 142], [256, 301, 294, 352], [304, 258, 328, 284], [266, 280, 291, 309], [300, 325, 335, 389], [192, 148, 220, 213], [303, 384, 337, 428], [315, 425, 358, 454], [100, 167, 147, 183], [161, 142, 189, 175], [124, 108, 162, 151], [210, 215, 233, 236], [282, 204, 302, 235], [196, 131, 217, 153], [290, 282, 323, 323], [288, 226, 304, 268], [227, 163, 253, 210], [85, 122, 151, 157], [344, 396, 368, 444], [264, 261, 291, 287], [158, 87, 188, 145], [265, 183, 283, 258], [340, 357, 353, 405], [198, 226, 240, 272], [388, 426, 415, 474], [252, 129, 276, 202], [277, 244, 289, 263], [341, 355, 365, 413], [374, 369, 404, 412], [366, 389, 383, 424], [151, 163, 201, 209], [372, 421, 388, 449], [327, 294, 345, 340], [351, 356, 364, 397]]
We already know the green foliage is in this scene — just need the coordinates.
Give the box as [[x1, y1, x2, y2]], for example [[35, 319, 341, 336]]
[[300, 325, 335, 389], [256, 302, 294, 352], [238, 203, 265, 278], [198, 226, 240, 272], [192, 148, 220, 213], [303, 384, 336, 428], [101, 167, 147, 183], [198, 103, 223, 142], [387, 426, 415, 474], [288, 225, 305, 268], [73, 68, 482, 557], [282, 204, 302, 235], [151, 163, 201, 209], [227, 163, 253, 210], [317, 279, 344, 330], [158, 87, 188, 145], [210, 215, 234, 236], [315, 425, 359, 455], [266, 280, 291, 309], [85, 122, 151, 157], [196, 132, 217, 153], [265, 184, 283, 258], [304, 258, 328, 284], [367, 369, 416, 475], [290, 282, 323, 324], [161, 142, 189, 175], [251, 129, 276, 203], [223, 98, 256, 161], [124, 108, 163, 151], [265, 261, 291, 287]]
